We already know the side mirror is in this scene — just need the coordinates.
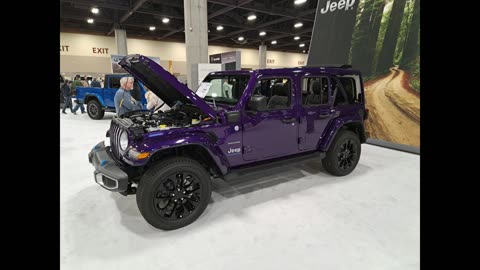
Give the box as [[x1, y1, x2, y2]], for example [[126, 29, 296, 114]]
[[246, 95, 267, 112], [226, 111, 240, 123]]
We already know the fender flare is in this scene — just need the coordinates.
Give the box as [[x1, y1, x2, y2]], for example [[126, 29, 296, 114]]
[[139, 132, 229, 176], [84, 94, 106, 107], [318, 117, 365, 152]]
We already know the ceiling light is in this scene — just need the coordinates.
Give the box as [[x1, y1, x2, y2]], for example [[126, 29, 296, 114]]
[[149, 26, 156, 31], [294, 0, 307, 5], [259, 31, 266, 36], [247, 14, 257, 21], [91, 7, 99, 14], [238, 36, 245, 41], [162, 18, 170, 23], [216, 25, 224, 31], [299, 43, 305, 47], [294, 36, 300, 40], [294, 22, 303, 28], [87, 18, 94, 24], [271, 40, 277, 45]]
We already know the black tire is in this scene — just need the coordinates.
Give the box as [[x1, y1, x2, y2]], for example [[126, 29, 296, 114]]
[[136, 157, 212, 230], [87, 99, 105, 120], [322, 130, 361, 176]]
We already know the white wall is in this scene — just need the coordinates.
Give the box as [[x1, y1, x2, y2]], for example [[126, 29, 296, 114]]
[[60, 32, 308, 74]]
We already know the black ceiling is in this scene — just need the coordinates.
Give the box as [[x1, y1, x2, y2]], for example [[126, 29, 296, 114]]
[[60, 0, 317, 53]]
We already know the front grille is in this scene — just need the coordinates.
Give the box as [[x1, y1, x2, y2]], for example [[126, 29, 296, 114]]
[[110, 120, 123, 160]]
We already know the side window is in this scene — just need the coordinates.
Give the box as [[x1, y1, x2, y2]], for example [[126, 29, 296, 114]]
[[109, 77, 121, 89], [338, 77, 358, 104], [331, 76, 357, 106], [249, 78, 291, 111], [302, 77, 329, 106]]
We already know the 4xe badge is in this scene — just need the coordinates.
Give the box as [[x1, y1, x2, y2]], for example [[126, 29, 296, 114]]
[[227, 147, 241, 155]]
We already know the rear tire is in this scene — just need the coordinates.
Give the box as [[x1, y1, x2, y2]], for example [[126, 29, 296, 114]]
[[322, 130, 361, 176], [87, 100, 105, 120], [136, 157, 212, 230]]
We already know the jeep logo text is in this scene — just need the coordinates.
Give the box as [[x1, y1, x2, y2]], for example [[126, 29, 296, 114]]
[[227, 147, 241, 154], [321, 0, 356, 14]]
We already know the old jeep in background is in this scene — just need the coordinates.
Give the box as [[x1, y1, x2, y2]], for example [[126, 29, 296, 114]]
[[88, 54, 368, 230], [75, 73, 147, 119]]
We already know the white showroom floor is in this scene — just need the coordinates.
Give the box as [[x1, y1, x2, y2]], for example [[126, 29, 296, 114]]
[[61, 110, 420, 270]]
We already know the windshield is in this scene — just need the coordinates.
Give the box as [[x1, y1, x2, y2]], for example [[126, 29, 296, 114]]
[[196, 74, 250, 105]]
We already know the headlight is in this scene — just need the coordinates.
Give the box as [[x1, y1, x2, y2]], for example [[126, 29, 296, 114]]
[[119, 131, 129, 150]]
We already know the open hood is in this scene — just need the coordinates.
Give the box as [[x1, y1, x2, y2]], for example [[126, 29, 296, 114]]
[[119, 54, 217, 118]]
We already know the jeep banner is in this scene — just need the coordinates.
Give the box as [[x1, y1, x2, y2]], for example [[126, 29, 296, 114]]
[[307, 0, 420, 148], [111, 55, 161, 74]]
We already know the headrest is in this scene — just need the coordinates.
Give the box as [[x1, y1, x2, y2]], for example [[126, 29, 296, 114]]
[[273, 82, 285, 96], [311, 81, 321, 95]]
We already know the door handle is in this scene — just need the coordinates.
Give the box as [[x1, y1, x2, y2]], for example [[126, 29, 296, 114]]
[[318, 113, 331, 119], [281, 117, 296, 124]]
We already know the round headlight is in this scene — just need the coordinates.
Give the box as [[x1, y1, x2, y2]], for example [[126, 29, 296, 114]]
[[119, 131, 129, 150]]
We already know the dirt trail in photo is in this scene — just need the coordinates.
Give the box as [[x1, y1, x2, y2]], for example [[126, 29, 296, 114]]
[[364, 67, 420, 147]]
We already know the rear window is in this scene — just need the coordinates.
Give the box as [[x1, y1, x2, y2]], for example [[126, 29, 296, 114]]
[[109, 77, 121, 89], [338, 77, 358, 104]]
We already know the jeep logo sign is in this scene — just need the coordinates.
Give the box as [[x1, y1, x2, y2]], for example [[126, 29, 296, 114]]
[[320, 0, 356, 14], [227, 147, 241, 154]]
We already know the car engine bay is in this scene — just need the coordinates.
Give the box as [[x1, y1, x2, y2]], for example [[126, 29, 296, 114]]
[[121, 104, 216, 132]]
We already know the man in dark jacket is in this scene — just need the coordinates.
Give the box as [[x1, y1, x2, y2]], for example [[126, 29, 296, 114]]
[[62, 80, 74, 114], [71, 75, 86, 114], [90, 78, 101, 87]]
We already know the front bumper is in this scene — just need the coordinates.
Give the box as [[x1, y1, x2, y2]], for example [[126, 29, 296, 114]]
[[88, 141, 129, 192]]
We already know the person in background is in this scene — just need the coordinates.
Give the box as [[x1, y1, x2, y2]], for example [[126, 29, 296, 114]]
[[71, 75, 86, 114], [114, 77, 143, 117], [61, 80, 74, 114], [80, 76, 89, 87], [145, 88, 170, 113], [71, 75, 83, 94], [90, 77, 101, 87]]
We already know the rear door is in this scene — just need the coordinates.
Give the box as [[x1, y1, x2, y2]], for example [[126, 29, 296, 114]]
[[298, 76, 334, 151]]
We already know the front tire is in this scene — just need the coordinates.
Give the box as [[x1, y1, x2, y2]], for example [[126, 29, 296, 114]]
[[87, 100, 105, 120], [136, 157, 212, 230], [322, 130, 361, 176]]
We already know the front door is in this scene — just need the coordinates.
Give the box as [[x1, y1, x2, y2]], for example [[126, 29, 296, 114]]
[[242, 77, 298, 161]]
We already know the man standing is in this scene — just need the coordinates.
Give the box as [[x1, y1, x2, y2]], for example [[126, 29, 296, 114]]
[[90, 77, 101, 87], [71, 75, 85, 114], [114, 76, 143, 117], [61, 80, 74, 114]]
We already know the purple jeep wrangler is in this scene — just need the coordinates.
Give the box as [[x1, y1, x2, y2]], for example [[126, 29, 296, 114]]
[[88, 54, 368, 230]]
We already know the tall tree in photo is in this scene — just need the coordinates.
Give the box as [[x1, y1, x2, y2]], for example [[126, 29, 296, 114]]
[[376, 0, 408, 73], [307, 0, 360, 65], [351, 0, 376, 76], [401, 0, 420, 65], [366, 0, 387, 75]]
